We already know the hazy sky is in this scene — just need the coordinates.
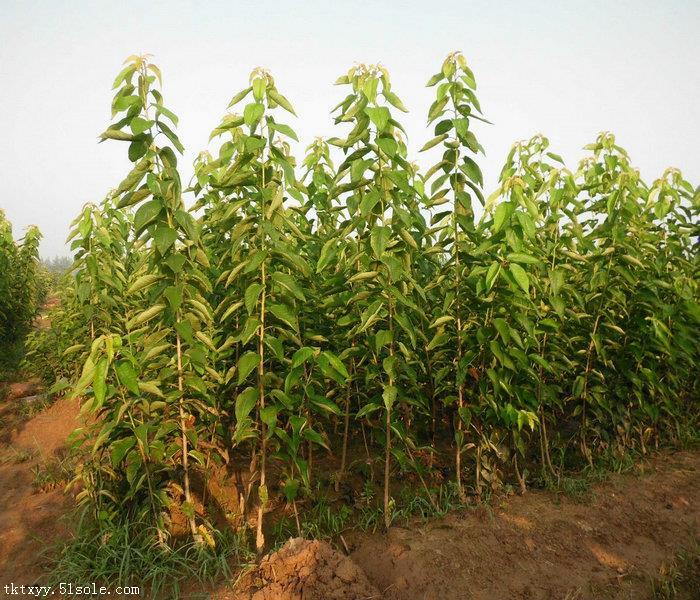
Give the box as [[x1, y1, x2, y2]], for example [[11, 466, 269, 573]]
[[1, 0, 698, 258]]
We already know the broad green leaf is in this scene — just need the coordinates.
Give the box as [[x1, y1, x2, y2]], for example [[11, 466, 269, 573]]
[[365, 106, 391, 130], [153, 226, 178, 255], [245, 283, 264, 314], [507, 253, 540, 265], [115, 360, 139, 395], [267, 88, 296, 115], [243, 103, 264, 127], [111, 438, 136, 467], [269, 303, 298, 331], [420, 134, 448, 152], [370, 225, 390, 259], [292, 347, 315, 369], [509, 263, 530, 294], [235, 387, 258, 422], [93, 357, 108, 407], [383, 385, 398, 411], [237, 351, 261, 385]]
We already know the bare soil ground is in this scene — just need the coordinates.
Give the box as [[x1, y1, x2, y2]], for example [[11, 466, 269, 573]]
[[0, 383, 80, 587], [348, 450, 699, 599], [211, 449, 699, 600], [0, 360, 697, 598]]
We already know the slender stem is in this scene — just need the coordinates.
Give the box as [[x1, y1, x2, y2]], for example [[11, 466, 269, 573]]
[[176, 331, 201, 542], [255, 133, 268, 554], [337, 352, 354, 492]]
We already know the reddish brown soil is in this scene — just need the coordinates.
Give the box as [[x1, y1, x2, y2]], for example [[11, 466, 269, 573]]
[[0, 363, 697, 599], [348, 450, 699, 599], [0, 384, 80, 587], [205, 451, 700, 600], [33, 295, 60, 330], [221, 538, 381, 599]]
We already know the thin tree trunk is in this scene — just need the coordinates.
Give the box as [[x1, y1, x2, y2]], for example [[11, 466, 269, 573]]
[[255, 260, 267, 553], [383, 406, 391, 528], [336, 358, 353, 493], [176, 332, 201, 543]]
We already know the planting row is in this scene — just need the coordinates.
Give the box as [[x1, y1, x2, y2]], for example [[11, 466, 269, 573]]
[[28, 52, 699, 551]]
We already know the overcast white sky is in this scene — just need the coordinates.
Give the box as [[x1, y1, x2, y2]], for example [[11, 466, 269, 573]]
[[1, 0, 698, 258]]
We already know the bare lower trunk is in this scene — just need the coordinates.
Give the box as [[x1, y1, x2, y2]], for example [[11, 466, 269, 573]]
[[475, 444, 482, 503], [455, 386, 465, 501], [513, 452, 526, 495], [539, 405, 557, 478], [255, 261, 267, 554], [176, 333, 201, 543], [336, 379, 352, 493], [383, 407, 391, 529]]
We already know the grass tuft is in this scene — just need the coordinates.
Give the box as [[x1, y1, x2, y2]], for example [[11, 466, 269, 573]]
[[46, 510, 253, 599], [651, 541, 700, 599]]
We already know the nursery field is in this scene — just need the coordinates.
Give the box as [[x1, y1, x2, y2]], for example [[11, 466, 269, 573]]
[[0, 51, 698, 598]]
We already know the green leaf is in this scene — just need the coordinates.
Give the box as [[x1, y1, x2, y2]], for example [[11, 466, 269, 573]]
[[164, 286, 183, 311], [252, 77, 266, 100], [359, 190, 380, 217], [228, 86, 252, 107], [269, 303, 298, 332], [303, 428, 328, 449], [550, 268, 565, 297], [158, 120, 184, 153], [384, 90, 408, 112], [260, 405, 278, 428], [99, 128, 136, 142], [111, 438, 136, 467], [377, 136, 398, 157], [127, 273, 162, 295], [507, 253, 540, 265], [370, 225, 390, 259], [292, 347, 315, 369], [93, 357, 109, 407], [267, 88, 296, 115], [493, 202, 512, 233], [316, 238, 337, 273], [244, 250, 268, 273], [348, 270, 379, 284], [310, 395, 342, 416], [130, 117, 153, 135], [272, 272, 306, 301], [115, 360, 139, 395], [486, 261, 501, 291], [461, 156, 483, 186], [321, 351, 349, 379], [128, 304, 165, 328], [383, 385, 398, 411], [269, 122, 299, 141], [426, 72, 444, 87], [138, 381, 164, 397], [365, 107, 391, 130], [235, 387, 258, 422], [134, 199, 161, 234], [154, 226, 178, 255], [420, 134, 448, 152], [430, 315, 454, 328], [243, 103, 265, 127], [509, 263, 530, 294], [237, 352, 261, 385], [245, 283, 264, 314], [282, 478, 300, 502], [492, 318, 511, 344]]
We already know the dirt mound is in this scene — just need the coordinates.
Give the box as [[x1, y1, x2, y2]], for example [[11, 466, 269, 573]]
[[226, 538, 381, 600]]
